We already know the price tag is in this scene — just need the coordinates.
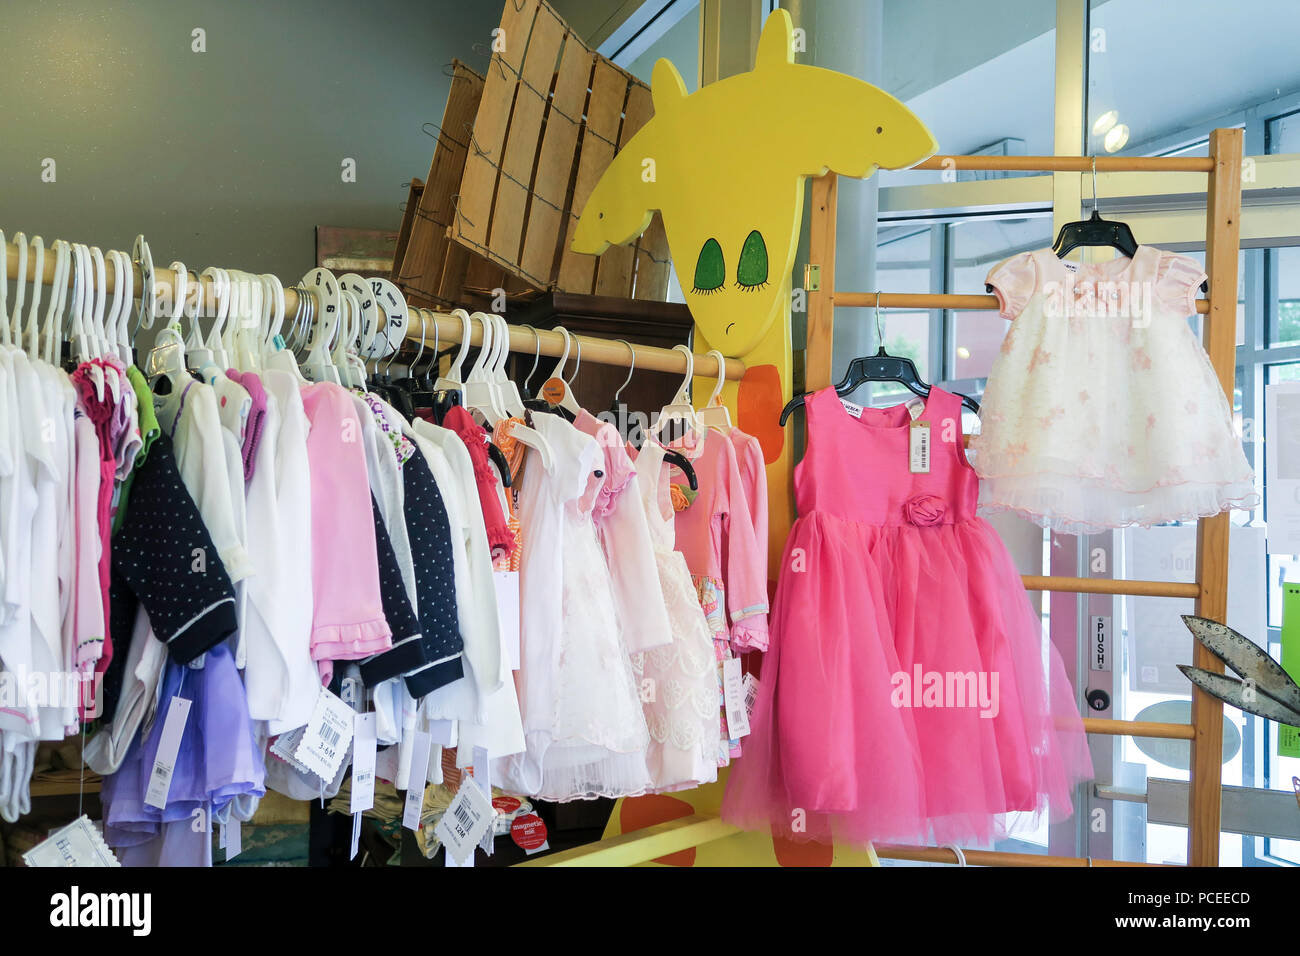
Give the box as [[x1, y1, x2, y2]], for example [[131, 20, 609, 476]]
[[220, 818, 241, 861], [909, 421, 930, 474], [742, 672, 760, 720], [270, 726, 313, 774], [350, 811, 362, 861], [293, 686, 355, 780], [472, 746, 494, 856], [351, 713, 377, 813], [402, 730, 432, 831], [510, 813, 549, 855], [23, 816, 120, 867], [145, 696, 192, 809], [436, 775, 495, 866], [722, 658, 750, 739], [494, 570, 521, 671]]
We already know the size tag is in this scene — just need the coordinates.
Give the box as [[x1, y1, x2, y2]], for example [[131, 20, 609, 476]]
[[351, 713, 377, 813], [909, 421, 930, 473], [742, 673, 760, 720], [23, 816, 120, 867], [722, 658, 751, 739], [270, 726, 313, 775], [402, 730, 432, 831], [839, 398, 864, 418], [294, 686, 355, 780], [436, 776, 495, 866], [494, 570, 521, 671], [145, 696, 192, 809]]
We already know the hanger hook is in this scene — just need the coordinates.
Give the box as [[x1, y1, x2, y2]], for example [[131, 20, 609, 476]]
[[612, 339, 635, 405], [419, 309, 440, 377], [409, 305, 426, 372], [1091, 155, 1099, 214], [521, 324, 541, 396], [567, 333, 581, 384], [874, 291, 884, 350]]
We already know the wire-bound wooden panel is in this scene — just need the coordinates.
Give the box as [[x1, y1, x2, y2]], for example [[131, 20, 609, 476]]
[[391, 177, 424, 281], [445, 0, 667, 300], [395, 61, 481, 306]]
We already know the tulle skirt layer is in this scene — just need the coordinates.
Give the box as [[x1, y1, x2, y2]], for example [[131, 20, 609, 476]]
[[721, 511, 1092, 847]]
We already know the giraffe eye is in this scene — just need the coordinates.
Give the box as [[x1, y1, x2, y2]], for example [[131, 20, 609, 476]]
[[692, 238, 725, 295], [735, 230, 768, 290]]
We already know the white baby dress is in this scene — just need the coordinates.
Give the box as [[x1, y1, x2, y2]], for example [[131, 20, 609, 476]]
[[494, 413, 651, 801], [972, 245, 1259, 533], [628, 442, 720, 793]]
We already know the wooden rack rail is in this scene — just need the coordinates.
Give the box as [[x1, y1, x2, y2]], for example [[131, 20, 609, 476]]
[[0, 241, 742, 382]]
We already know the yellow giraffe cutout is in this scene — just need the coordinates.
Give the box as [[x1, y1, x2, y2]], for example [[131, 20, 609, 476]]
[[571, 9, 936, 866]]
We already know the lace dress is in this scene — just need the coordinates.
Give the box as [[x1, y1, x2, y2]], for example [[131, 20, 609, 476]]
[[628, 443, 720, 792], [972, 245, 1259, 533]]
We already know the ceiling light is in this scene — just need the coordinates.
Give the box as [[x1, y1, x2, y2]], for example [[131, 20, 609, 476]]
[[1092, 110, 1118, 136], [1104, 124, 1130, 153]]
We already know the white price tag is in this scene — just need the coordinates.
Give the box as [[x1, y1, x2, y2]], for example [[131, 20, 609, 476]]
[[223, 818, 241, 861], [270, 726, 313, 775], [435, 776, 495, 866], [350, 812, 362, 861], [145, 696, 192, 809], [351, 713, 377, 813], [294, 686, 355, 780], [23, 816, 120, 867], [909, 421, 930, 474], [402, 730, 432, 831], [494, 570, 521, 671], [722, 658, 750, 739], [742, 672, 760, 720], [472, 746, 493, 856]]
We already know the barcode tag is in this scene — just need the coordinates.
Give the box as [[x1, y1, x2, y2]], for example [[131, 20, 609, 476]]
[[909, 421, 930, 473], [742, 673, 760, 720], [840, 398, 864, 418], [294, 686, 355, 780], [722, 658, 750, 739], [145, 696, 192, 809], [351, 713, 377, 814], [402, 730, 432, 831], [436, 775, 495, 866], [270, 726, 313, 775]]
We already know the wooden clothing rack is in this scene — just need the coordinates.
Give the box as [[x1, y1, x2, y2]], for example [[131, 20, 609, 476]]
[[802, 128, 1245, 868]]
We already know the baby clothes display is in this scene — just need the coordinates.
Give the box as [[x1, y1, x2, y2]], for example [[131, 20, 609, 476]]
[[722, 386, 1092, 847], [973, 245, 1259, 533]]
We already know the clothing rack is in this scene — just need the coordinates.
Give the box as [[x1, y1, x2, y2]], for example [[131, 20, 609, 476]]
[[0, 242, 743, 382], [540, 129, 1245, 869]]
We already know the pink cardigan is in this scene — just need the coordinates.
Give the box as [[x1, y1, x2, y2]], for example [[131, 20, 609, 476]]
[[301, 383, 392, 682]]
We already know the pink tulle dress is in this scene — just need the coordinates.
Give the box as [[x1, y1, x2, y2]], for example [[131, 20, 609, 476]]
[[721, 386, 1091, 847]]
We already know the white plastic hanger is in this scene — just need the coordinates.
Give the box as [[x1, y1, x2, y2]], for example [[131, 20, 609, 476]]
[[696, 348, 733, 429], [131, 235, 157, 349], [0, 230, 9, 349], [41, 240, 71, 367], [540, 326, 582, 416], [332, 291, 363, 387], [10, 232, 27, 346], [104, 249, 127, 365], [434, 308, 471, 393], [187, 266, 216, 370], [300, 267, 341, 384], [114, 249, 134, 365], [234, 271, 263, 371], [265, 276, 308, 383], [647, 344, 704, 446], [22, 236, 44, 358], [146, 261, 191, 393], [464, 312, 508, 422], [90, 247, 121, 401], [491, 314, 526, 417]]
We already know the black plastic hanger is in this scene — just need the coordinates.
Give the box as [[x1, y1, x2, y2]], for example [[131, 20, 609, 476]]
[[780, 294, 979, 425], [663, 450, 697, 491], [1048, 156, 1207, 293]]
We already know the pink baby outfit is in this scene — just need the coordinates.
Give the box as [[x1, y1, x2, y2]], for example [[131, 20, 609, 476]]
[[722, 386, 1091, 848], [300, 382, 392, 682], [665, 428, 768, 766]]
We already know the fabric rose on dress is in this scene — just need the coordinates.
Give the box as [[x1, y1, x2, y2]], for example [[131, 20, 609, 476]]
[[903, 493, 947, 527], [670, 483, 698, 512]]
